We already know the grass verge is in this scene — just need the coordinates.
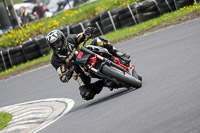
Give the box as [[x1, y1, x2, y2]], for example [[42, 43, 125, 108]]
[[0, 3, 200, 79], [103, 3, 200, 42], [0, 112, 12, 131], [0, 0, 139, 50], [13, 0, 23, 4]]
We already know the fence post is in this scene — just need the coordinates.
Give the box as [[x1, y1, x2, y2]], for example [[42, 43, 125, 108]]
[[108, 11, 117, 31], [95, 22, 104, 35], [7, 48, 13, 68], [0, 51, 7, 70], [127, 5, 138, 24]]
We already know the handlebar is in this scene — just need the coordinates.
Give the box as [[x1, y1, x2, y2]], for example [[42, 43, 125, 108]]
[[82, 35, 92, 47]]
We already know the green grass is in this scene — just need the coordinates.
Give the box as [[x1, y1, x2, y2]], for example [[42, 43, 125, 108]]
[[0, 112, 12, 131], [0, 0, 23, 4], [0, 3, 200, 78], [0, 0, 140, 50], [103, 3, 200, 42], [13, 0, 23, 4]]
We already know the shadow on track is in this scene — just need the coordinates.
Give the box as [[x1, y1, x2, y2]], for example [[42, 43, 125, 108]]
[[69, 87, 139, 113]]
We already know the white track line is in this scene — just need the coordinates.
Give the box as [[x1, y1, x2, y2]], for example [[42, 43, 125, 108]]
[[0, 98, 75, 133]]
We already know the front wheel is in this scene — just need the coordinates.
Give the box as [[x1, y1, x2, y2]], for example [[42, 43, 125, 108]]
[[101, 65, 142, 88]]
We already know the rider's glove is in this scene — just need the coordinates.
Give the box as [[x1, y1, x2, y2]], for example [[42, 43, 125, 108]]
[[84, 27, 96, 38], [60, 69, 73, 83]]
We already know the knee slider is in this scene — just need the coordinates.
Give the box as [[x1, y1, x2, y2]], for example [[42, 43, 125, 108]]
[[79, 85, 95, 100]]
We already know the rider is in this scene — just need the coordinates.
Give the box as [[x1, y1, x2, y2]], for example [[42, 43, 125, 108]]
[[46, 27, 130, 100]]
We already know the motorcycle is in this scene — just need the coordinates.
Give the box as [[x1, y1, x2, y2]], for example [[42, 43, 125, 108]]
[[71, 36, 142, 90]]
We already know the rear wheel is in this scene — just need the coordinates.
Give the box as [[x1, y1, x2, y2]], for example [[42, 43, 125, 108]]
[[101, 65, 142, 88]]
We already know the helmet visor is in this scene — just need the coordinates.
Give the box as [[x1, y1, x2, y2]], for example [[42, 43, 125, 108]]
[[53, 40, 63, 50]]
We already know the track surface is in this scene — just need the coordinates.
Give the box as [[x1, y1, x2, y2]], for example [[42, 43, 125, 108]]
[[1, 18, 200, 133]]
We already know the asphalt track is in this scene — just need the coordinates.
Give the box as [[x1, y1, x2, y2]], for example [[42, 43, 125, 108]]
[[1, 18, 200, 133]]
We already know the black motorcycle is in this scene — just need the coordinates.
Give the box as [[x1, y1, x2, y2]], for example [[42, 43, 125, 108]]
[[72, 36, 142, 90]]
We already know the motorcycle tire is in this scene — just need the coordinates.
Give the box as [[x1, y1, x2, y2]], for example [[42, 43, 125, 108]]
[[138, 75, 143, 81], [101, 65, 142, 89]]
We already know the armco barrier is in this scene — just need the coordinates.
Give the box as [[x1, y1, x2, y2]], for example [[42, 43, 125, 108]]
[[71, 19, 91, 34], [59, 24, 73, 37], [0, 0, 198, 72], [118, 3, 138, 28], [0, 35, 50, 71], [100, 8, 122, 34]]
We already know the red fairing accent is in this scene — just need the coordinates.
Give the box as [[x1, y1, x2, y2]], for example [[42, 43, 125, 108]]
[[114, 57, 135, 71], [89, 55, 98, 68], [77, 51, 83, 59], [114, 57, 120, 64], [130, 65, 135, 69], [90, 57, 97, 64], [89, 66, 92, 71]]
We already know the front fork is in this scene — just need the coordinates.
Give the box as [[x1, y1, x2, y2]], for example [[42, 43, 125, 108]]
[[88, 54, 128, 72], [86, 55, 121, 85], [87, 54, 138, 88]]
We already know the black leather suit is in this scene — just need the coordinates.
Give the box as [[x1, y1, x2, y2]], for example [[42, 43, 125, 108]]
[[51, 32, 115, 100]]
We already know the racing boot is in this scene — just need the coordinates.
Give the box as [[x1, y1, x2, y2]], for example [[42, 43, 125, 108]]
[[79, 80, 104, 100], [104, 80, 118, 91], [128, 67, 143, 81], [128, 67, 138, 79], [90, 80, 104, 94], [103, 80, 123, 91]]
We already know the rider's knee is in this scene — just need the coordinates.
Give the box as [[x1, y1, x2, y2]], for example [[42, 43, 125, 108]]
[[79, 80, 104, 100], [79, 85, 96, 100]]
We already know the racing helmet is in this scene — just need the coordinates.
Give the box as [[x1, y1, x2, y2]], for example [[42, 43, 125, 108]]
[[46, 29, 68, 55]]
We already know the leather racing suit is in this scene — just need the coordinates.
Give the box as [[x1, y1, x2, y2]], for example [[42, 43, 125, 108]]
[[50, 31, 129, 100]]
